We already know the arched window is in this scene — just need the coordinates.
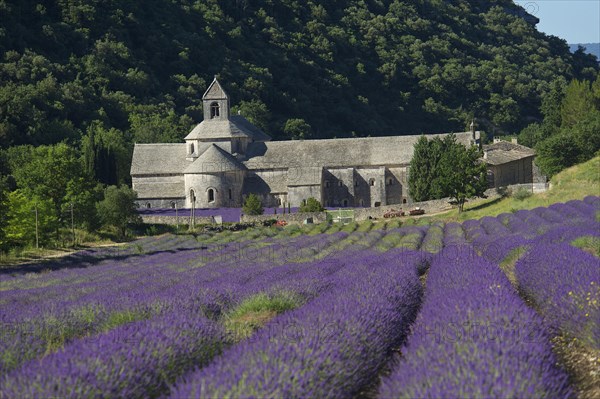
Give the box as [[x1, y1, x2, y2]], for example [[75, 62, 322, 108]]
[[342, 199, 349, 207], [228, 189, 232, 200], [355, 180, 359, 187], [170, 201, 176, 209], [325, 181, 331, 188], [190, 189, 196, 203], [208, 188, 215, 203], [387, 178, 393, 186], [190, 143, 195, 154], [359, 199, 365, 207], [210, 102, 220, 118], [369, 178, 375, 187], [338, 181, 343, 187], [403, 198, 407, 204], [146, 203, 151, 209]]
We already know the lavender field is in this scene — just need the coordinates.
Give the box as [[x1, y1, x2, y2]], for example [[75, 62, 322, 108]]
[[1, 197, 598, 398]]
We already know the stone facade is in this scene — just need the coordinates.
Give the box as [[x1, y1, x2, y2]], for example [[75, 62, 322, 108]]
[[131, 79, 535, 210]]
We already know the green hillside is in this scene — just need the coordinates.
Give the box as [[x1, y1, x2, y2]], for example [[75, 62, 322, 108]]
[[1, 0, 598, 153]]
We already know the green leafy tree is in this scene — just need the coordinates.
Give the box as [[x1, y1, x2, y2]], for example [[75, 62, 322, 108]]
[[81, 121, 131, 186], [62, 178, 104, 231], [535, 133, 587, 177], [4, 190, 58, 247], [561, 79, 595, 128], [242, 194, 263, 216], [0, 177, 9, 248], [283, 119, 312, 140], [409, 134, 487, 212], [408, 136, 433, 202], [6, 143, 83, 222], [96, 185, 142, 238], [299, 197, 324, 212], [437, 138, 488, 213], [533, 74, 600, 177]]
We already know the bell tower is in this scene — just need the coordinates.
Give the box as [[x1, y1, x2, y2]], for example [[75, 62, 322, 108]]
[[202, 76, 230, 121]]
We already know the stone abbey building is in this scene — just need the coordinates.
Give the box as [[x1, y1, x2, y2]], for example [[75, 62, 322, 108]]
[[131, 78, 535, 209]]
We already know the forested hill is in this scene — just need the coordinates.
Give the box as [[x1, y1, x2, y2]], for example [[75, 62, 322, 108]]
[[1, 0, 598, 149]]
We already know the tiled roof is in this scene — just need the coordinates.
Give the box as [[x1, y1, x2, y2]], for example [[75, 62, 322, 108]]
[[133, 181, 184, 198], [483, 141, 536, 166], [184, 144, 246, 174], [130, 144, 190, 176], [184, 116, 271, 141], [243, 132, 474, 169]]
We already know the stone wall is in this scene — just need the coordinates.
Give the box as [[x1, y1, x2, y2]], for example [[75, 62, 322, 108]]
[[141, 215, 214, 225], [352, 197, 454, 221], [241, 212, 328, 225]]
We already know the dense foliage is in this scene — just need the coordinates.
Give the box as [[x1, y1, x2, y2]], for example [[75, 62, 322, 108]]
[[299, 197, 324, 212], [95, 185, 142, 238], [408, 134, 487, 211], [242, 193, 263, 215], [519, 75, 600, 176], [1, 0, 598, 153]]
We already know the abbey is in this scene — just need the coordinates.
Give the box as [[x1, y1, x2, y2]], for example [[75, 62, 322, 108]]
[[130, 78, 534, 209]]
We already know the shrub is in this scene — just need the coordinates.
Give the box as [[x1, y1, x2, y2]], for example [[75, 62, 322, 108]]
[[299, 197, 324, 212], [513, 187, 533, 201], [242, 194, 263, 215]]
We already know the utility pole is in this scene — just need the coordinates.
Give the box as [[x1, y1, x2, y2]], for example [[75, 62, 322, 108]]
[[175, 201, 179, 233], [34, 205, 39, 250], [190, 192, 196, 231], [70, 202, 75, 247]]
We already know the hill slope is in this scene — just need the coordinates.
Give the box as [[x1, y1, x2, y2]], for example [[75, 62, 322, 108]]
[[1, 0, 598, 148]]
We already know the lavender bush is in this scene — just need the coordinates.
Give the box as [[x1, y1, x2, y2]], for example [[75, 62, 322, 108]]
[[378, 246, 572, 398], [515, 242, 600, 348]]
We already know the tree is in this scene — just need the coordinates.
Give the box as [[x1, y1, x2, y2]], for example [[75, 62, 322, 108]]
[[62, 178, 104, 231], [96, 185, 142, 238], [6, 143, 83, 220], [299, 197, 324, 212], [0, 177, 9, 249], [242, 194, 263, 215], [437, 139, 488, 213], [3, 190, 58, 247], [408, 136, 433, 202], [535, 133, 586, 177], [283, 119, 312, 140], [560, 79, 595, 129], [408, 134, 487, 212]]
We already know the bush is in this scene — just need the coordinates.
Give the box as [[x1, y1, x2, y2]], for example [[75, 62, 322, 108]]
[[242, 194, 263, 215], [513, 187, 533, 201], [299, 197, 324, 212]]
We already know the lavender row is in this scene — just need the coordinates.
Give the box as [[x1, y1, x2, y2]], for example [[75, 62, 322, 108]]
[[167, 249, 424, 398], [378, 246, 572, 398], [515, 242, 600, 349], [1, 305, 226, 398], [1, 253, 348, 394]]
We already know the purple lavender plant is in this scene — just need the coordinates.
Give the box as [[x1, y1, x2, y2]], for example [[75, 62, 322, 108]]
[[378, 246, 572, 398], [167, 250, 424, 398], [515, 242, 600, 349]]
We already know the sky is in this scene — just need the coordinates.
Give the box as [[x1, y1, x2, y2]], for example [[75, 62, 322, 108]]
[[514, 0, 600, 43]]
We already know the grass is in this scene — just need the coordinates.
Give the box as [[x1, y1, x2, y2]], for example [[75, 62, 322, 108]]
[[223, 292, 301, 342], [498, 246, 528, 286], [572, 236, 600, 257]]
